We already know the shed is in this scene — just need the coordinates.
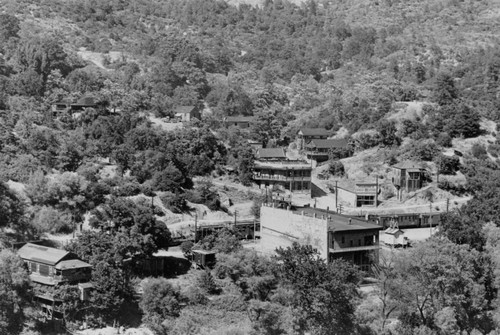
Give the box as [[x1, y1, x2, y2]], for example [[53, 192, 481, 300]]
[[192, 249, 216, 269], [382, 223, 408, 247]]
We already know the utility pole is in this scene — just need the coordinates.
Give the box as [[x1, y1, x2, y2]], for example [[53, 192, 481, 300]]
[[335, 180, 338, 209], [194, 213, 198, 244], [253, 218, 256, 243], [429, 202, 433, 237], [234, 210, 238, 225], [446, 198, 450, 213]]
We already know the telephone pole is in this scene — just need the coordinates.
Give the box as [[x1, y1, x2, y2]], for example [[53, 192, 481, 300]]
[[194, 213, 198, 244]]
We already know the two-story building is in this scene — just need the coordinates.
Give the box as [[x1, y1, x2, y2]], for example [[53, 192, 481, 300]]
[[17, 243, 93, 321], [304, 138, 350, 162], [253, 159, 312, 193], [392, 161, 426, 200], [260, 205, 382, 271], [297, 128, 330, 149]]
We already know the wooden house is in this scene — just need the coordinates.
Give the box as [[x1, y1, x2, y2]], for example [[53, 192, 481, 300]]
[[382, 221, 408, 247], [17, 243, 93, 321], [174, 105, 200, 122], [304, 138, 350, 162], [392, 161, 426, 199], [297, 128, 330, 149], [224, 116, 254, 128]]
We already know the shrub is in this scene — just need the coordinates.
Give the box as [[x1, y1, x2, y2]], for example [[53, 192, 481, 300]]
[[402, 140, 439, 161], [183, 286, 208, 305], [435, 155, 460, 175], [436, 132, 452, 147], [160, 192, 188, 213], [329, 161, 345, 177], [196, 270, 220, 295], [111, 181, 142, 196], [471, 143, 488, 159], [180, 241, 194, 258], [488, 143, 500, 158]]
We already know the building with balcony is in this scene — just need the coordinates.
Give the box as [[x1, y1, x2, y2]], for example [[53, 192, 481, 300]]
[[260, 205, 382, 272], [326, 179, 379, 207], [296, 128, 330, 149], [304, 138, 350, 162], [17, 243, 93, 321], [253, 159, 312, 193]]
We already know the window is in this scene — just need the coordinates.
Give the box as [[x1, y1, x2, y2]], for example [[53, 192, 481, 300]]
[[341, 236, 345, 244], [358, 239, 361, 246], [39, 264, 50, 276], [350, 240, 353, 247], [30, 262, 37, 273]]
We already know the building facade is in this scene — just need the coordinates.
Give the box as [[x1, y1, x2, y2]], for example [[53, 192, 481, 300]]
[[253, 160, 312, 192], [392, 161, 426, 198], [224, 116, 254, 128], [296, 128, 330, 149], [17, 243, 93, 321], [260, 205, 382, 271], [304, 138, 350, 162]]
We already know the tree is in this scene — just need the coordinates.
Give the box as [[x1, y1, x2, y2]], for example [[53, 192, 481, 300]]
[[442, 102, 481, 138], [140, 278, 182, 334], [377, 120, 401, 147], [274, 243, 360, 335], [435, 155, 460, 175], [329, 160, 345, 176], [389, 239, 493, 333], [434, 72, 458, 106], [0, 181, 25, 232], [437, 212, 485, 251], [0, 249, 32, 335]]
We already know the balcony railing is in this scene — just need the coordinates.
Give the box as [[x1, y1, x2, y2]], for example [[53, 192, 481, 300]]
[[253, 174, 311, 181], [329, 245, 380, 253]]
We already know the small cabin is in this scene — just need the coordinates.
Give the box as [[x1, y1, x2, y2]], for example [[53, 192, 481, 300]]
[[382, 222, 408, 247], [192, 249, 216, 269]]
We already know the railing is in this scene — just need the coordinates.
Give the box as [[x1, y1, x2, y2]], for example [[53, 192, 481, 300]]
[[329, 245, 380, 253], [253, 174, 311, 181]]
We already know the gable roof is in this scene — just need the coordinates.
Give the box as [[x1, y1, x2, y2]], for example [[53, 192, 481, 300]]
[[256, 148, 286, 159], [298, 128, 330, 136], [18, 243, 71, 266], [225, 116, 254, 123], [392, 161, 424, 170], [55, 259, 91, 270], [306, 139, 348, 149], [174, 106, 195, 114]]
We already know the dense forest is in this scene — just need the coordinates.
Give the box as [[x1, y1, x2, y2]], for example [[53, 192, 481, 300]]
[[2, 0, 500, 334]]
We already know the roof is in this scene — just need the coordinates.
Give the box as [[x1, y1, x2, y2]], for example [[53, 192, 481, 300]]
[[256, 148, 286, 159], [298, 128, 330, 136], [73, 96, 95, 106], [392, 161, 424, 170], [174, 106, 195, 114], [53, 98, 73, 105], [192, 249, 216, 255], [254, 160, 311, 170], [294, 208, 382, 232], [384, 227, 404, 235], [306, 139, 348, 149], [18, 243, 70, 266], [55, 259, 91, 270], [225, 116, 254, 123]]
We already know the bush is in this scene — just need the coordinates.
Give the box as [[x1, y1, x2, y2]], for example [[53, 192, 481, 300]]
[[488, 143, 500, 158], [183, 286, 208, 305], [435, 155, 460, 175], [160, 192, 188, 213], [436, 132, 452, 147], [180, 241, 194, 258], [329, 161, 345, 177], [471, 143, 488, 159], [111, 181, 142, 197], [196, 270, 220, 295], [402, 140, 439, 161]]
